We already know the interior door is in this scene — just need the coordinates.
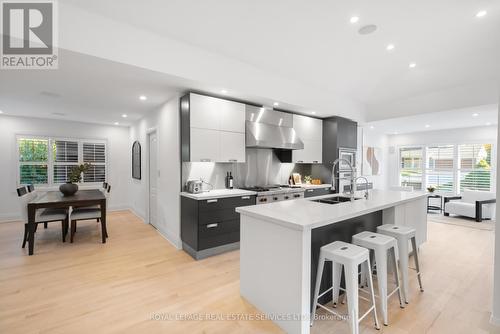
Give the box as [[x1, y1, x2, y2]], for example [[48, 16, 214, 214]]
[[149, 132, 158, 229]]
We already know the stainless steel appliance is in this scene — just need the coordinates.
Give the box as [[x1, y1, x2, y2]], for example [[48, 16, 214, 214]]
[[186, 180, 203, 194], [240, 185, 305, 205], [245, 106, 304, 150], [338, 170, 355, 194], [338, 148, 357, 171]]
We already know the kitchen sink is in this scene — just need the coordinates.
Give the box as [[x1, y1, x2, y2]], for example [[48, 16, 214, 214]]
[[312, 195, 362, 205]]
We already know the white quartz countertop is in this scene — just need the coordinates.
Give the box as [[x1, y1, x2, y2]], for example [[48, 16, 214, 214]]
[[180, 188, 257, 200], [236, 189, 429, 231]]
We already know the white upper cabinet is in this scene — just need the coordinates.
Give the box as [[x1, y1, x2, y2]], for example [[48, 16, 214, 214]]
[[219, 132, 246, 162], [190, 128, 219, 162], [190, 93, 245, 133], [219, 100, 245, 133], [292, 115, 322, 164], [293, 115, 322, 141], [190, 94, 220, 130], [188, 93, 246, 162]]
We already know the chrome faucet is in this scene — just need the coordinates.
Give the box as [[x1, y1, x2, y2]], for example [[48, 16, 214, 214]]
[[331, 158, 356, 200], [354, 176, 370, 200]]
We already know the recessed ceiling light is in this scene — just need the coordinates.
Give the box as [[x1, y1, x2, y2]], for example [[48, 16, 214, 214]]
[[114, 122, 119, 125], [486, 122, 492, 126], [472, 113, 479, 117], [476, 10, 487, 18], [369, 125, 375, 129], [409, 62, 417, 68], [425, 124, 430, 128], [122, 114, 128, 118], [0, 110, 4, 114], [393, 131, 399, 135], [350, 16, 359, 24], [221, 89, 228, 94], [386, 44, 395, 51], [311, 111, 316, 115], [358, 24, 377, 35], [139, 95, 147, 101], [273, 102, 279, 106]]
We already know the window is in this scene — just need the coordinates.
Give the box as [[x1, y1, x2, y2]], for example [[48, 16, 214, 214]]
[[425, 145, 454, 193], [82, 143, 106, 183], [458, 144, 492, 192], [400, 147, 423, 190], [17, 136, 107, 186], [18, 138, 49, 184], [53, 140, 79, 184], [399, 143, 494, 194]]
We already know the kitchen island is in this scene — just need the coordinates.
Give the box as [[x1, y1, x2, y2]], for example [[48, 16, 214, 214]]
[[236, 189, 428, 334]]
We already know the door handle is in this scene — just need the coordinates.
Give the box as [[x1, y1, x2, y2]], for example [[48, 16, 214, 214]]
[[206, 223, 219, 228], [207, 199, 218, 203], [241, 196, 250, 199]]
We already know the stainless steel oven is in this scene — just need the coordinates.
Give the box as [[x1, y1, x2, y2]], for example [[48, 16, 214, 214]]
[[338, 148, 357, 171]]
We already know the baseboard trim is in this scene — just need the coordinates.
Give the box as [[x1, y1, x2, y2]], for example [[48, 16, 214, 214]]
[[0, 213, 20, 223], [155, 227, 182, 250], [491, 315, 500, 326], [126, 208, 182, 250]]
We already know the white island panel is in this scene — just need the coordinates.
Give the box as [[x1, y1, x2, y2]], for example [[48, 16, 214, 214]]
[[240, 215, 311, 334]]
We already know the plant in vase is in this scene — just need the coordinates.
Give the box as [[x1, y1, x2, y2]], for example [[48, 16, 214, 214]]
[[59, 163, 92, 196], [304, 175, 312, 184], [426, 185, 436, 193]]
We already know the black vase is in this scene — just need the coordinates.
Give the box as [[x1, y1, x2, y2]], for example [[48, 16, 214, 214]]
[[59, 182, 78, 196]]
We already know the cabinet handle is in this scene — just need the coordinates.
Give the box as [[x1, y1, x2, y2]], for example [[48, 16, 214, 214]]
[[241, 196, 250, 200], [313, 160, 319, 163], [297, 160, 304, 163], [228, 159, 238, 162], [207, 199, 218, 203], [200, 158, 212, 162], [307, 189, 314, 192], [206, 223, 219, 228]]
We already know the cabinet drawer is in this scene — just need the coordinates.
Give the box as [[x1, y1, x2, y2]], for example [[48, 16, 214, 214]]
[[198, 195, 256, 212], [199, 208, 238, 225], [198, 220, 240, 250]]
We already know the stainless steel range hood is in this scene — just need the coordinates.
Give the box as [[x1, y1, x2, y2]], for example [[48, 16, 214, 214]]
[[245, 106, 304, 150]]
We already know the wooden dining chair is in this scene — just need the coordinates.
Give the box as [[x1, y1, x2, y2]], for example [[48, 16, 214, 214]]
[[17, 186, 70, 248], [27, 184, 48, 229], [70, 185, 111, 243]]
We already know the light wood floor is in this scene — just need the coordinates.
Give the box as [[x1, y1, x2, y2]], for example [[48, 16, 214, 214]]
[[0, 211, 499, 334]]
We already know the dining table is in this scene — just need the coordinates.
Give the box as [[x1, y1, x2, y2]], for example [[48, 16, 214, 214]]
[[27, 189, 107, 255]]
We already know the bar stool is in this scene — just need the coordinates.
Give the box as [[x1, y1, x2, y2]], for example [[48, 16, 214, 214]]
[[311, 241, 380, 334], [377, 224, 424, 303], [352, 231, 405, 326]]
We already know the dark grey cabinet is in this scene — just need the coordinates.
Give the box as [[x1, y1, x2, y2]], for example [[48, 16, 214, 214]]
[[181, 195, 256, 259], [322, 116, 358, 165], [304, 187, 332, 198]]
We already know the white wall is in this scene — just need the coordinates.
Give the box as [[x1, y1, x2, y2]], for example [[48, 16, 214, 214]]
[[358, 127, 389, 190], [492, 105, 500, 326], [129, 95, 182, 248], [387, 126, 498, 190], [0, 115, 130, 222]]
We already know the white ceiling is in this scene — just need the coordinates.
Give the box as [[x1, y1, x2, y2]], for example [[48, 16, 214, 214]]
[[364, 104, 498, 134], [0, 50, 183, 126], [66, 0, 500, 121]]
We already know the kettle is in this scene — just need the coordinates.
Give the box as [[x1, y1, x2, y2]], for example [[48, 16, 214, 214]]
[[186, 180, 203, 194]]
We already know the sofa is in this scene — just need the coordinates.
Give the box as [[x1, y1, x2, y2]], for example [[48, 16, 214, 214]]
[[444, 190, 496, 222]]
